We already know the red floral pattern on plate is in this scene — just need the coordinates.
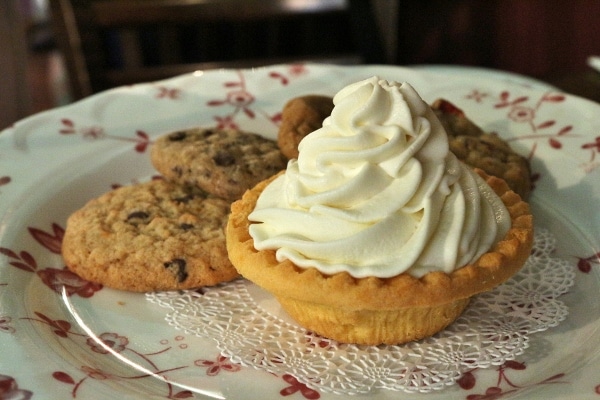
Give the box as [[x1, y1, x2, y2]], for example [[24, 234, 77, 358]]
[[574, 250, 600, 273], [155, 86, 181, 99], [1, 64, 599, 399], [459, 361, 567, 399], [206, 69, 286, 130], [0, 175, 10, 192], [465, 88, 600, 174], [195, 355, 241, 376], [1, 223, 103, 297], [0, 315, 15, 334], [280, 374, 320, 400], [25, 311, 199, 399], [22, 312, 80, 338], [58, 119, 152, 153], [0, 374, 33, 400], [469, 90, 574, 153]]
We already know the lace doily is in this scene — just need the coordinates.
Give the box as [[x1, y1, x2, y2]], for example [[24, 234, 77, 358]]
[[147, 228, 575, 395]]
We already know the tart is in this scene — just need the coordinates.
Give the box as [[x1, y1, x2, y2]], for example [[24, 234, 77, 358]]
[[226, 169, 533, 345]]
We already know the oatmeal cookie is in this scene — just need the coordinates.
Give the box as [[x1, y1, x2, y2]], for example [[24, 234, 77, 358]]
[[432, 99, 532, 199], [277, 95, 334, 159], [62, 179, 238, 292], [151, 128, 287, 201]]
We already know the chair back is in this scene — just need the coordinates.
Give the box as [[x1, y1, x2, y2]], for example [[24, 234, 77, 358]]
[[49, 0, 384, 100]]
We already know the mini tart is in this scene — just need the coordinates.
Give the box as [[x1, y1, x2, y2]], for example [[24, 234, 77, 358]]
[[226, 169, 533, 345]]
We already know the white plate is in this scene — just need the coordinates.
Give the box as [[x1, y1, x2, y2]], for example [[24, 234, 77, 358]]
[[1, 64, 600, 399]]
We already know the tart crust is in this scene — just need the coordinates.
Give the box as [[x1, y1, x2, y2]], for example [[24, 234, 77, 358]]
[[226, 169, 533, 345]]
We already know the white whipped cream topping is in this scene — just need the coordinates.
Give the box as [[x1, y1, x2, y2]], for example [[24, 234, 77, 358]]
[[249, 77, 510, 278]]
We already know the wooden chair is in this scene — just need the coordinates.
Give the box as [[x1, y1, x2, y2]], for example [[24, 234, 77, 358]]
[[1, 0, 32, 129], [48, 0, 385, 100]]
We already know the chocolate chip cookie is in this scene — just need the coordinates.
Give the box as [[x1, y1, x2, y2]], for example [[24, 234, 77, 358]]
[[62, 179, 238, 292], [151, 128, 287, 201], [431, 99, 532, 199]]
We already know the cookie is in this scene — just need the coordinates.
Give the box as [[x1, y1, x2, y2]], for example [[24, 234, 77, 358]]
[[151, 128, 287, 201], [431, 99, 532, 199], [62, 179, 238, 292], [277, 95, 334, 159], [276, 95, 532, 199]]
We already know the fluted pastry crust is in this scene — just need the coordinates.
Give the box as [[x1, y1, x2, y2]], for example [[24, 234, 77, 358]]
[[226, 169, 533, 344]]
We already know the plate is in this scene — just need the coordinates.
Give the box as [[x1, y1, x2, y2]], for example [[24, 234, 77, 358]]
[[1, 63, 600, 399]]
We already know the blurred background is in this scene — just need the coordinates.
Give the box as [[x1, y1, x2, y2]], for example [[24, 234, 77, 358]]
[[2, 0, 600, 130]]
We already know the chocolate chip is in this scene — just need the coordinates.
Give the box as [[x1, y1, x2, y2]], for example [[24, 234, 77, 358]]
[[213, 151, 235, 166], [126, 211, 149, 221], [168, 131, 187, 141], [172, 165, 183, 177], [201, 129, 215, 138], [164, 258, 188, 282], [180, 223, 194, 231], [173, 194, 194, 204]]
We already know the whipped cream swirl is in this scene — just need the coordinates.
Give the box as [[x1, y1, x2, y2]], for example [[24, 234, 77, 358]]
[[249, 77, 510, 278]]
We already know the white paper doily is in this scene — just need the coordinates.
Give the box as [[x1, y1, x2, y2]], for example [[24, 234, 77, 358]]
[[147, 228, 575, 395]]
